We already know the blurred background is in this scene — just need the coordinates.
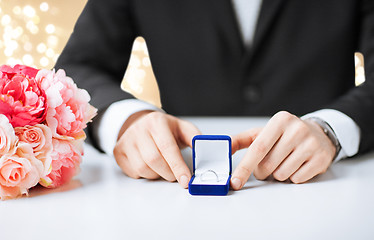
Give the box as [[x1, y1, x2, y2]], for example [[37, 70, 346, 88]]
[[0, 0, 161, 107], [0, 0, 365, 109]]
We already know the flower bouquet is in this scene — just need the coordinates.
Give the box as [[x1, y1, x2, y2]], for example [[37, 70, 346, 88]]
[[0, 64, 97, 200]]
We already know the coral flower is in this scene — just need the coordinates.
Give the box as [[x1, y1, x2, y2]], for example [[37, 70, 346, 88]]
[[0, 143, 43, 200], [0, 65, 47, 127], [0, 64, 39, 79], [15, 124, 53, 177], [40, 139, 82, 188], [37, 69, 96, 140]]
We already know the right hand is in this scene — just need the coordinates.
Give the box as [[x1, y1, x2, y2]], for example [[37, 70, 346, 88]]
[[113, 111, 201, 188]]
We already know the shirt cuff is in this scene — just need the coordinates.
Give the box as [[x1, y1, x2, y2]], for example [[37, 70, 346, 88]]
[[302, 109, 361, 162], [97, 99, 163, 155]]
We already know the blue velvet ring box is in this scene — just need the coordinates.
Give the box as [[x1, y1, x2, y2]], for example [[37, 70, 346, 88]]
[[188, 135, 232, 196]]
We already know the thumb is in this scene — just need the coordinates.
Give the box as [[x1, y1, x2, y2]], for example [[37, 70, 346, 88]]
[[231, 127, 262, 154], [174, 118, 202, 148]]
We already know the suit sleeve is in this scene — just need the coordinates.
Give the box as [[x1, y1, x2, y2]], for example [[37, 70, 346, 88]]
[[328, 0, 374, 154], [54, 0, 137, 148]]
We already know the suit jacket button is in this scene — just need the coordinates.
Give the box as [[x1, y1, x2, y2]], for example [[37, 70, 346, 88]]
[[244, 85, 261, 103]]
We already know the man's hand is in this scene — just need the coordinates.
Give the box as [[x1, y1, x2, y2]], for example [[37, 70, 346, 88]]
[[230, 111, 337, 190], [113, 111, 201, 188]]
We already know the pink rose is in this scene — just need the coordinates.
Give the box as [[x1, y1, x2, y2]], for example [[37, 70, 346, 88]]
[[0, 65, 47, 127], [0, 142, 43, 200], [15, 124, 52, 177], [39, 139, 82, 188], [37, 69, 97, 140], [0, 114, 18, 156]]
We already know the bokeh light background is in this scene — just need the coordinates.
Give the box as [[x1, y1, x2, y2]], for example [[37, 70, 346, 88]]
[[0, 0, 365, 109]]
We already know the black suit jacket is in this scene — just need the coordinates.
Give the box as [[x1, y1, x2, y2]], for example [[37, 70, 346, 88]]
[[56, 0, 374, 154]]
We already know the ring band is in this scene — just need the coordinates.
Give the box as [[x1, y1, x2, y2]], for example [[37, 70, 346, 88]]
[[200, 169, 219, 182]]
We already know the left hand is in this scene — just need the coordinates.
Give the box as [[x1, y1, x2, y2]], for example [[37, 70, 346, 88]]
[[230, 111, 337, 190]]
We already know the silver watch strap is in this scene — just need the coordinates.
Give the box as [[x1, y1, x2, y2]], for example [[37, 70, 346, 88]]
[[306, 117, 342, 159]]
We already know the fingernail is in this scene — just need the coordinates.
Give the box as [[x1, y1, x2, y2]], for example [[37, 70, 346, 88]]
[[231, 177, 242, 190], [179, 175, 189, 188]]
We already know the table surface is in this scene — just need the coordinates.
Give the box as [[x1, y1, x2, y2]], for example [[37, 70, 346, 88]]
[[1, 117, 374, 240]]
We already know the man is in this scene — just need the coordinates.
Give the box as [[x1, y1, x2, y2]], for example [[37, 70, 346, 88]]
[[55, 0, 374, 190]]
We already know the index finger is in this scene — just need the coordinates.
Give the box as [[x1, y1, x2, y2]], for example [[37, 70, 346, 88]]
[[173, 118, 202, 148], [231, 127, 262, 154], [231, 117, 286, 190], [150, 117, 199, 188]]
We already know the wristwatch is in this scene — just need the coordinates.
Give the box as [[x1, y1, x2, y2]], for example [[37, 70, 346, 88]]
[[307, 117, 341, 159]]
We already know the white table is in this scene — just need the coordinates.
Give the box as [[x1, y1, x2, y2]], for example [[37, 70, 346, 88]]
[[1, 117, 374, 240]]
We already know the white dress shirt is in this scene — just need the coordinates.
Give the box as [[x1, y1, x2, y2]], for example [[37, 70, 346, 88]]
[[97, 0, 361, 161]]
